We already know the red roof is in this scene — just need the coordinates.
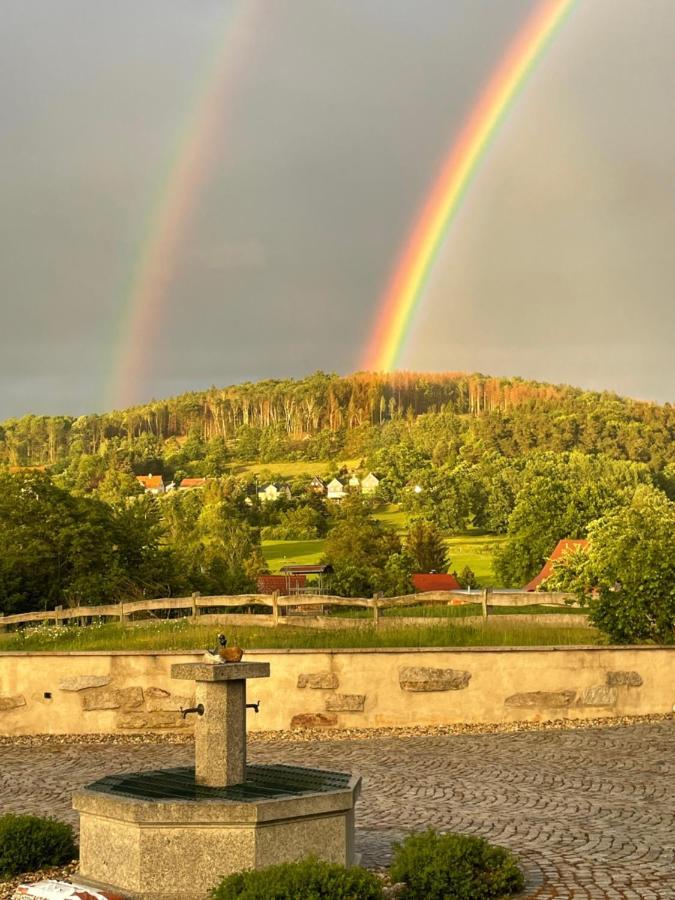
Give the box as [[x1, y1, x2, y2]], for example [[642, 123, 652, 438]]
[[136, 474, 163, 490], [524, 539, 589, 591], [179, 478, 207, 489], [412, 573, 461, 592], [256, 574, 307, 594]]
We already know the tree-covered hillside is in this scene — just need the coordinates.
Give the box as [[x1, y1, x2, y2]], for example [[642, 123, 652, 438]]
[[1, 371, 673, 472], [1, 372, 673, 631]]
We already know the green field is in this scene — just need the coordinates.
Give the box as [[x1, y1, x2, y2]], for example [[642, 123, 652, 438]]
[[372, 503, 409, 532], [230, 459, 360, 479], [0, 618, 598, 653], [262, 538, 325, 571], [445, 532, 507, 584], [262, 511, 506, 586]]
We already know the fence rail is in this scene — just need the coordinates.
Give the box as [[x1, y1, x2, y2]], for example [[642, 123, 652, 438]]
[[0, 589, 583, 631]]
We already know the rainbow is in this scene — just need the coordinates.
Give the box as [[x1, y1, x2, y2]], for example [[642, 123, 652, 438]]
[[106, 2, 260, 411], [362, 0, 576, 373]]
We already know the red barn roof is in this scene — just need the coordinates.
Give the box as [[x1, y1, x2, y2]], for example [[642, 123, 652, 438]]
[[412, 573, 461, 592], [179, 478, 207, 489], [136, 474, 164, 491], [256, 574, 306, 594], [524, 539, 589, 591]]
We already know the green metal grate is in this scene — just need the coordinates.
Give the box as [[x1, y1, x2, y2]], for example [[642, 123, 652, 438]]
[[86, 764, 352, 803]]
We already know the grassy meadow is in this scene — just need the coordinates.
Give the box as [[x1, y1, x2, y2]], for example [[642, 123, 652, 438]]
[[261, 499, 506, 584], [0, 617, 598, 653]]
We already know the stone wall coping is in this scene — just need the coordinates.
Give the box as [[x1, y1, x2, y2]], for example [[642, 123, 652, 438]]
[[0, 645, 672, 658]]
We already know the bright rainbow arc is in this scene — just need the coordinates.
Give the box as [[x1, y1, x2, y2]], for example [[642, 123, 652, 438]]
[[106, 2, 260, 411], [362, 0, 576, 373]]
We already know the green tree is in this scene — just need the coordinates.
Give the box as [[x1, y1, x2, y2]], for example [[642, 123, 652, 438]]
[[323, 496, 401, 596], [495, 452, 648, 587], [550, 485, 675, 643], [405, 520, 448, 573]]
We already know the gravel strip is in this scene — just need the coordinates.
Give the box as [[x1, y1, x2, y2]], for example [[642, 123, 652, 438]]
[[0, 712, 671, 747], [0, 862, 78, 900]]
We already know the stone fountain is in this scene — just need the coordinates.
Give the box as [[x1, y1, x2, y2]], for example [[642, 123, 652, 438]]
[[73, 654, 360, 900]]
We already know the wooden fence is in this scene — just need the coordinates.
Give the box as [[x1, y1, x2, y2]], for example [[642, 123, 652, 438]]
[[0, 589, 582, 631]]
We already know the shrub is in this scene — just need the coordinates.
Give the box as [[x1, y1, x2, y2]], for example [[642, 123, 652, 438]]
[[390, 829, 524, 900], [210, 856, 384, 899], [0, 813, 77, 877]]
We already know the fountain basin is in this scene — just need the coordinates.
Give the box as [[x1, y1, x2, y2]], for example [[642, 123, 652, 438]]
[[73, 764, 361, 900]]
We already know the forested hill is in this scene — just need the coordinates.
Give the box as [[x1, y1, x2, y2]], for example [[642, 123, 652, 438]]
[[1, 371, 673, 471]]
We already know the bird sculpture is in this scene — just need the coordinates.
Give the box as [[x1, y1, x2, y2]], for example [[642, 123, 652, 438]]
[[206, 633, 242, 663], [206, 633, 227, 658]]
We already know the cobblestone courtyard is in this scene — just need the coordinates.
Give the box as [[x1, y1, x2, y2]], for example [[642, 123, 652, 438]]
[[1, 721, 673, 898]]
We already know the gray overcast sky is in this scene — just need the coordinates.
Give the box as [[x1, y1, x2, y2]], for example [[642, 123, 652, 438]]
[[1, 0, 674, 417]]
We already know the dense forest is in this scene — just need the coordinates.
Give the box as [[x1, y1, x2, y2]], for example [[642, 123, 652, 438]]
[[1, 371, 674, 472], [1, 372, 674, 636]]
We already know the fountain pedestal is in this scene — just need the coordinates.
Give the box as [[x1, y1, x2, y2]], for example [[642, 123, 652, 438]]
[[72, 657, 360, 900], [171, 661, 269, 787]]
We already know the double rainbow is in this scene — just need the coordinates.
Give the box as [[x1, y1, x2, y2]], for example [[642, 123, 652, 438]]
[[106, 2, 261, 410], [362, 0, 576, 373]]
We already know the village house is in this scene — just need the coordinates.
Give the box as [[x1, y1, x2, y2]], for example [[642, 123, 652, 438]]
[[257, 482, 291, 502], [178, 477, 207, 491], [326, 477, 346, 501], [347, 473, 361, 492], [309, 476, 326, 495], [524, 539, 589, 591], [361, 472, 380, 495], [136, 474, 165, 495]]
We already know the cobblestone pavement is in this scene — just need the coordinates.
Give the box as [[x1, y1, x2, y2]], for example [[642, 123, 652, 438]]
[[1, 722, 673, 898]]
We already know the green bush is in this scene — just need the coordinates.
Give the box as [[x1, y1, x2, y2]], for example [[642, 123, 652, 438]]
[[390, 829, 524, 900], [210, 856, 384, 899], [0, 813, 77, 877]]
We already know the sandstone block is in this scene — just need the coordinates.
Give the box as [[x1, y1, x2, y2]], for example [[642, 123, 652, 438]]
[[145, 687, 171, 699], [325, 694, 365, 712], [581, 685, 618, 707], [58, 675, 111, 692], [505, 690, 575, 708], [606, 671, 643, 687], [146, 693, 193, 712], [297, 672, 339, 690], [0, 694, 26, 711], [399, 666, 471, 692], [117, 710, 187, 729], [290, 713, 338, 729], [82, 686, 144, 711]]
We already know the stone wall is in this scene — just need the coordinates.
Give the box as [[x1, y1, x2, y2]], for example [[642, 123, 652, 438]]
[[0, 646, 673, 735]]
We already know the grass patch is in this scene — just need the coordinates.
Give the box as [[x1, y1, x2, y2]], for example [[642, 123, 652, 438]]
[[372, 503, 409, 532], [331, 603, 589, 619], [230, 459, 360, 479], [0, 618, 599, 653], [262, 538, 325, 571], [445, 532, 507, 584]]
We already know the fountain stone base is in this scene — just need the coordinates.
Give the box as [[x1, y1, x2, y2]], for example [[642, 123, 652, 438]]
[[72, 659, 361, 899], [73, 764, 360, 900]]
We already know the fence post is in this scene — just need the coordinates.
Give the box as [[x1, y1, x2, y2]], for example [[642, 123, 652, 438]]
[[0, 612, 5, 632], [481, 588, 489, 620], [54, 605, 63, 627], [271, 591, 279, 626], [372, 592, 381, 626], [191, 592, 200, 623], [119, 601, 127, 626]]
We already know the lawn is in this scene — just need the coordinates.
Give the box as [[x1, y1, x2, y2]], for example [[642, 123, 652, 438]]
[[445, 532, 507, 584], [372, 503, 409, 532], [261, 515, 506, 583], [262, 538, 325, 571], [230, 459, 360, 479], [0, 618, 599, 652]]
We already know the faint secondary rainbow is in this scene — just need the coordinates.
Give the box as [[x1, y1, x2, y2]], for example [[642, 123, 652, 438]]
[[106, 2, 261, 410], [362, 0, 576, 373]]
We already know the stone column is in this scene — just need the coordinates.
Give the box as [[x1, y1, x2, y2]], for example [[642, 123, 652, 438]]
[[171, 660, 270, 788]]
